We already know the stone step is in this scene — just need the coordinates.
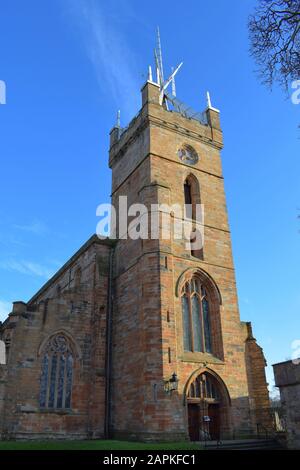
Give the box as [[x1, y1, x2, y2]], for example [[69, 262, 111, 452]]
[[202, 439, 283, 450]]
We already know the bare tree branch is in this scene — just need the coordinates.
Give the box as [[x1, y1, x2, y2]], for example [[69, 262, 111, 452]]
[[249, 0, 300, 89]]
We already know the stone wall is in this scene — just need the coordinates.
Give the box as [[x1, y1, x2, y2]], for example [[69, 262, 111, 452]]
[[244, 322, 272, 431], [0, 365, 7, 437], [273, 360, 300, 449], [0, 236, 111, 440]]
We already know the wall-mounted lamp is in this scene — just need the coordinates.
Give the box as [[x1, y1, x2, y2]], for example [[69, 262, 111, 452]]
[[164, 372, 179, 394]]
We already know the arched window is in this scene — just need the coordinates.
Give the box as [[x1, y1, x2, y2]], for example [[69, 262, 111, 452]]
[[39, 334, 74, 409], [181, 277, 212, 353], [183, 175, 203, 259], [187, 372, 220, 401], [184, 179, 192, 206], [183, 174, 200, 220]]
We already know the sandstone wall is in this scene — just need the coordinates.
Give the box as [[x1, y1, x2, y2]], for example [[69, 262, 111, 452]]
[[0, 236, 111, 440]]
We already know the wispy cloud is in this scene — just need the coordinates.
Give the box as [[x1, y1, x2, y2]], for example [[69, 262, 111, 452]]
[[65, 0, 140, 121], [0, 260, 55, 279], [13, 220, 47, 235], [0, 300, 12, 322]]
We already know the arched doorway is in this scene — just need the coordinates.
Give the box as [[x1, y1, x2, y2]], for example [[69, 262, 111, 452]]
[[186, 370, 230, 441]]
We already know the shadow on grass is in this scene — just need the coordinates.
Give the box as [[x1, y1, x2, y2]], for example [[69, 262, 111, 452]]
[[0, 440, 202, 451]]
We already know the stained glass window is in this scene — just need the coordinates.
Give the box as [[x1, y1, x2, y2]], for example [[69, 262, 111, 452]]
[[181, 276, 213, 354], [192, 296, 203, 352], [56, 354, 66, 409], [202, 297, 212, 353], [182, 295, 192, 351], [39, 334, 74, 409], [65, 355, 73, 409], [39, 354, 48, 408], [48, 354, 57, 408]]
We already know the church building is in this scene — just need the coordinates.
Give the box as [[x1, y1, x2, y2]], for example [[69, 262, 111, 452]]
[[0, 38, 271, 442]]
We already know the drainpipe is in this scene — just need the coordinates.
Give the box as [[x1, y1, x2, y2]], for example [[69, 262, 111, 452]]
[[104, 246, 114, 439]]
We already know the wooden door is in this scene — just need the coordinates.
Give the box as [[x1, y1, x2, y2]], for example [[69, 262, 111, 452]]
[[208, 404, 220, 440], [188, 404, 200, 441]]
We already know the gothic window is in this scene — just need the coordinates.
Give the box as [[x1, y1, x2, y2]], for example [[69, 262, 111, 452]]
[[39, 334, 74, 409], [187, 373, 220, 400], [183, 174, 200, 220], [184, 180, 192, 206], [183, 175, 203, 259], [181, 277, 212, 353]]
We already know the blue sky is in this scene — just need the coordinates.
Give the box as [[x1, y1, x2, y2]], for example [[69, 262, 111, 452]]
[[0, 0, 299, 391]]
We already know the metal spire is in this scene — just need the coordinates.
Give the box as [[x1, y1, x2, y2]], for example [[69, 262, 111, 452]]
[[156, 26, 164, 85], [154, 48, 161, 86], [153, 27, 183, 110]]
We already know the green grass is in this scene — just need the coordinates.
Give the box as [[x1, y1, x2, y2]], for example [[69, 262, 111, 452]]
[[0, 440, 202, 451]]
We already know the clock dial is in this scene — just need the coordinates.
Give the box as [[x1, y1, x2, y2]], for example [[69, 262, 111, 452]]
[[177, 145, 198, 165]]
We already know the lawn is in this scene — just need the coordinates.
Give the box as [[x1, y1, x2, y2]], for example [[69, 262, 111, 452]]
[[0, 440, 202, 451]]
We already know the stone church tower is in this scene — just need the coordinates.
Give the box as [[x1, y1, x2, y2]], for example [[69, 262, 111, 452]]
[[0, 41, 271, 441], [108, 77, 271, 441]]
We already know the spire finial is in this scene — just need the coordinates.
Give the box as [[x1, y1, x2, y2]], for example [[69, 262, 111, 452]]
[[206, 91, 212, 109], [148, 65, 153, 82]]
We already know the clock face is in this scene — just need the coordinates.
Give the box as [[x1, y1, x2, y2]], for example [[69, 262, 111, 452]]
[[177, 145, 198, 165]]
